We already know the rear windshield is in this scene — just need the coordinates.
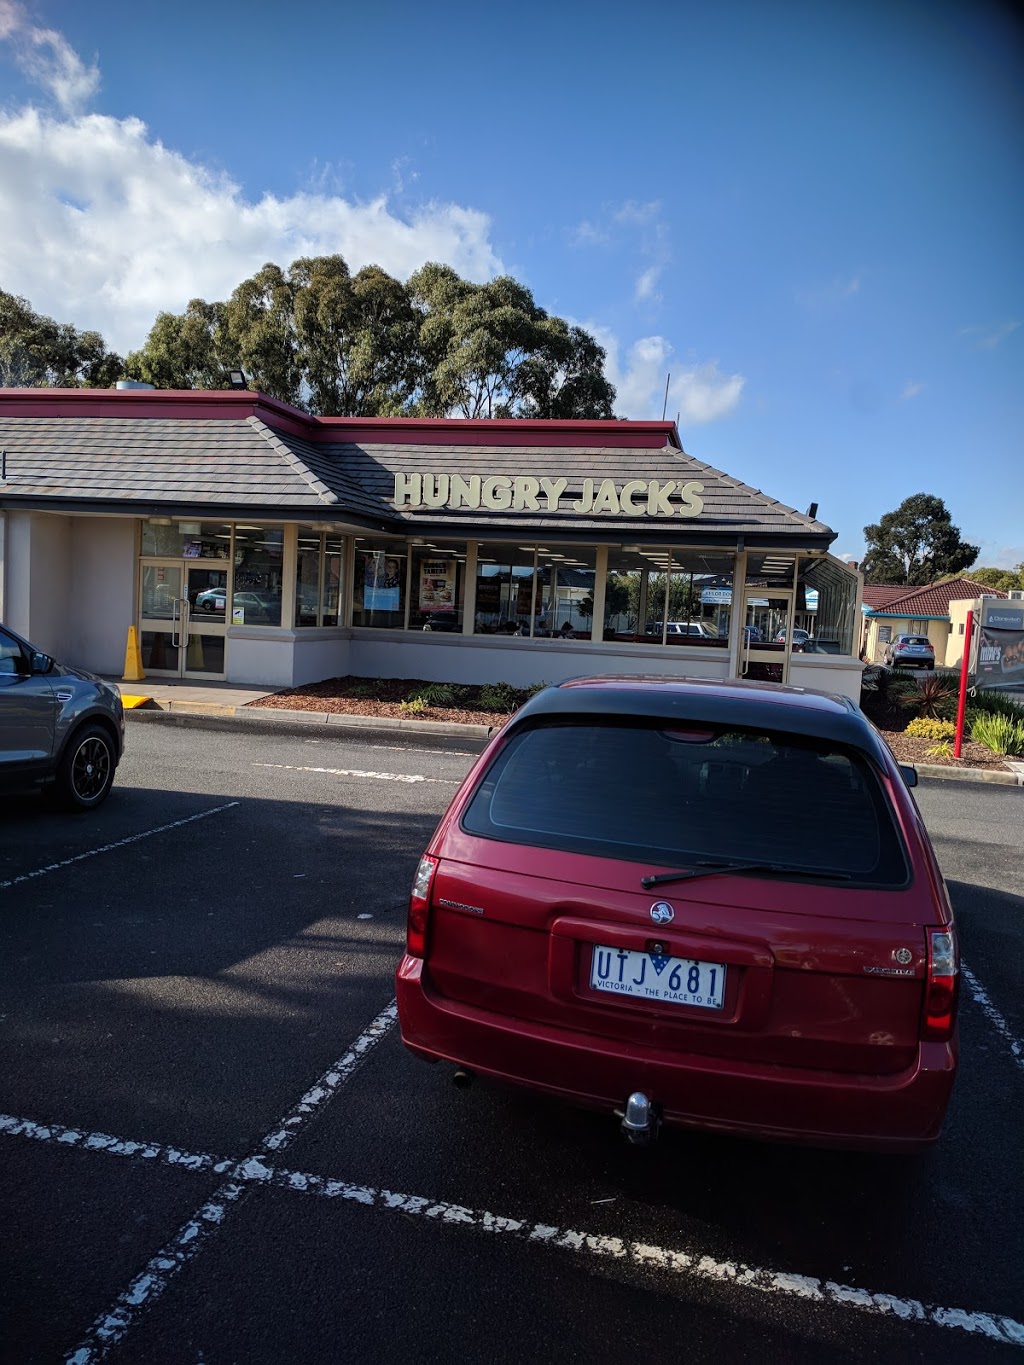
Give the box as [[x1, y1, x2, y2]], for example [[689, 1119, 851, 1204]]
[[902, 637, 931, 646], [462, 721, 909, 886]]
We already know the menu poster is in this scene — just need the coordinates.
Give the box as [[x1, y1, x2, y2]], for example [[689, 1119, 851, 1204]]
[[419, 559, 456, 615], [976, 626, 1024, 688], [362, 550, 402, 612]]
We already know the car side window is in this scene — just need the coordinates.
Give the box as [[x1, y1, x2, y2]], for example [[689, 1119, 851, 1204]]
[[0, 629, 26, 677]]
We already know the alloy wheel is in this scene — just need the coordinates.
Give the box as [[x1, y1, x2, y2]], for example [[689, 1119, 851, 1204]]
[[71, 736, 112, 802]]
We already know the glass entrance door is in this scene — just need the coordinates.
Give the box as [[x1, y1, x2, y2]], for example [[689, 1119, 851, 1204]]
[[740, 589, 795, 684], [139, 562, 228, 678]]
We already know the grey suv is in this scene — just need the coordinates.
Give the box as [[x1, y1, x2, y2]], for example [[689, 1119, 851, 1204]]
[[0, 624, 124, 810]]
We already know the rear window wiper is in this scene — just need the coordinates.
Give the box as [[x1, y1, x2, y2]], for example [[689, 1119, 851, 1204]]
[[641, 860, 853, 889]]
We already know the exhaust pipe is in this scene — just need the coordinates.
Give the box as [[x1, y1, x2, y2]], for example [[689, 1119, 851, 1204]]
[[452, 1067, 475, 1089], [619, 1091, 659, 1145]]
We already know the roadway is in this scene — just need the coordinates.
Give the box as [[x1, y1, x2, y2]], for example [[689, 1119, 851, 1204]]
[[1, 720, 1021, 1363]]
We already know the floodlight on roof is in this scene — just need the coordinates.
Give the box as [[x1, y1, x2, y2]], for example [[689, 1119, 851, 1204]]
[[227, 369, 248, 390]]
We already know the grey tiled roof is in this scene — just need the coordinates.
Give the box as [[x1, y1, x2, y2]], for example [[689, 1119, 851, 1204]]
[[0, 416, 340, 509], [290, 438, 833, 542], [0, 410, 833, 546]]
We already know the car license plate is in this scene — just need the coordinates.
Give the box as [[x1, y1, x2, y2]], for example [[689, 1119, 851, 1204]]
[[590, 946, 726, 1010]]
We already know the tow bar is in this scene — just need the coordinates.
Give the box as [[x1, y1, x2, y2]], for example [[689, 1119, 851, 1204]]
[[617, 1091, 660, 1145]]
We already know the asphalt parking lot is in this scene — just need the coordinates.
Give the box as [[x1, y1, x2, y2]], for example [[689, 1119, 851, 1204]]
[[1, 720, 1022, 1363]]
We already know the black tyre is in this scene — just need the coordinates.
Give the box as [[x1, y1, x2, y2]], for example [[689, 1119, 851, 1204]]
[[55, 724, 116, 811]]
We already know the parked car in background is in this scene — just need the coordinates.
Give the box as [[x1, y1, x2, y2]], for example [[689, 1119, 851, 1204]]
[[648, 621, 718, 638], [0, 623, 124, 810], [195, 589, 279, 623], [742, 625, 763, 642], [883, 635, 936, 670], [397, 675, 958, 1152], [775, 627, 810, 649]]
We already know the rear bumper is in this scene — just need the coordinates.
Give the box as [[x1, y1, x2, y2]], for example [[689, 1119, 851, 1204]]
[[396, 956, 957, 1152]]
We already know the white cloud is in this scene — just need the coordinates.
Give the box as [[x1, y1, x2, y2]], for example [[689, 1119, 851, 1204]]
[[568, 220, 608, 247], [0, 107, 503, 353], [591, 329, 745, 424], [634, 266, 662, 303], [0, 0, 100, 114], [798, 274, 862, 308], [900, 380, 925, 400], [613, 199, 661, 226], [960, 320, 1020, 350]]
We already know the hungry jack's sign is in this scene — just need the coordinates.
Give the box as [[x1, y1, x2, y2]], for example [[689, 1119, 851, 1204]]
[[393, 473, 705, 518]]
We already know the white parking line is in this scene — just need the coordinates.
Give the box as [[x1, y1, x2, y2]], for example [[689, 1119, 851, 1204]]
[[4, 1104, 1021, 1348], [253, 762, 459, 785], [962, 960, 1024, 1074], [0, 803, 240, 892], [59, 1000, 398, 1365]]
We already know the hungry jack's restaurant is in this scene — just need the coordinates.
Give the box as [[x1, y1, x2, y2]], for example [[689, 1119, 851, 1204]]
[[0, 387, 865, 700]]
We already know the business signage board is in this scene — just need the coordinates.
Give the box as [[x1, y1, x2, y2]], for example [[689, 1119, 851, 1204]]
[[393, 473, 705, 519]]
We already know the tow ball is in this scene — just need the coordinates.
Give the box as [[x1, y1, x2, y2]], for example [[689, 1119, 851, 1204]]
[[616, 1091, 661, 1145]]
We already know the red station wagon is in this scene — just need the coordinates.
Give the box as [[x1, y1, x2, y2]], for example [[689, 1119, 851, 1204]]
[[396, 677, 959, 1152]]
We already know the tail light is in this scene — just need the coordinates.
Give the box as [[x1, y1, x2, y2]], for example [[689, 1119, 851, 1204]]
[[407, 854, 439, 958], [922, 927, 959, 1041]]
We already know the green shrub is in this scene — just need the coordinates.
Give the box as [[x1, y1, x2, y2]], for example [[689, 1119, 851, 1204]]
[[413, 683, 467, 706], [968, 710, 1024, 756], [925, 740, 953, 759], [399, 697, 428, 716], [969, 689, 1024, 721], [348, 682, 378, 698], [905, 717, 956, 742], [860, 666, 921, 726], [914, 674, 955, 719], [478, 681, 522, 713]]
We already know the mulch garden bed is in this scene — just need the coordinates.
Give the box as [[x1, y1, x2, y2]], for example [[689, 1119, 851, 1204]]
[[245, 676, 515, 728], [247, 675, 1015, 772]]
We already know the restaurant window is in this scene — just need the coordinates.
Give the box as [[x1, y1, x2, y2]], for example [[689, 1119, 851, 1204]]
[[232, 525, 284, 627], [472, 544, 538, 635], [796, 556, 859, 656], [352, 539, 407, 628], [602, 548, 734, 643], [323, 535, 344, 626], [141, 520, 233, 561], [532, 546, 597, 637], [294, 528, 348, 627], [410, 543, 467, 632]]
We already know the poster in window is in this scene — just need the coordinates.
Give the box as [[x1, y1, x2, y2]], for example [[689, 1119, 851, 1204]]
[[419, 559, 456, 616], [362, 551, 402, 612]]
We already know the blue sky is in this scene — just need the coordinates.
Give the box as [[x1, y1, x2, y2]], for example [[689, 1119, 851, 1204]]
[[0, 0, 1021, 566]]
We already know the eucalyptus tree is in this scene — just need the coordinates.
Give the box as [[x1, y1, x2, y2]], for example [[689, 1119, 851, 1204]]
[[0, 288, 122, 388], [862, 494, 978, 585], [125, 298, 229, 390]]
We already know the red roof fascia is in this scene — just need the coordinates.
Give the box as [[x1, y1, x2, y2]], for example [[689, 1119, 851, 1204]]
[[0, 388, 682, 451]]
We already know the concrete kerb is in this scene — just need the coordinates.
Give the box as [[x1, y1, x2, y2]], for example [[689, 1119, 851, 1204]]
[[124, 701, 496, 744], [121, 703, 1024, 783]]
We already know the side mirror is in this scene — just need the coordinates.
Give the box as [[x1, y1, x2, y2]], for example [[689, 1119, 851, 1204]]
[[899, 764, 919, 788], [30, 651, 54, 676]]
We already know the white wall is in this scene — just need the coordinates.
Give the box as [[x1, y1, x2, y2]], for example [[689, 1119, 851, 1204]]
[[2, 509, 33, 637], [28, 513, 72, 659], [226, 630, 350, 687], [66, 517, 138, 673], [348, 630, 732, 689]]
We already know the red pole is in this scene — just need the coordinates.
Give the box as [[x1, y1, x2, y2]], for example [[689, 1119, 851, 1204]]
[[953, 609, 974, 759]]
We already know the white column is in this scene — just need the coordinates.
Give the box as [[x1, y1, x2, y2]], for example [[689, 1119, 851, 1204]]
[[463, 542, 478, 633], [281, 524, 298, 629], [590, 545, 608, 642], [728, 548, 747, 676]]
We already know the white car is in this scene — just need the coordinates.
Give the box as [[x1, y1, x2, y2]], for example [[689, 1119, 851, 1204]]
[[665, 621, 717, 638]]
